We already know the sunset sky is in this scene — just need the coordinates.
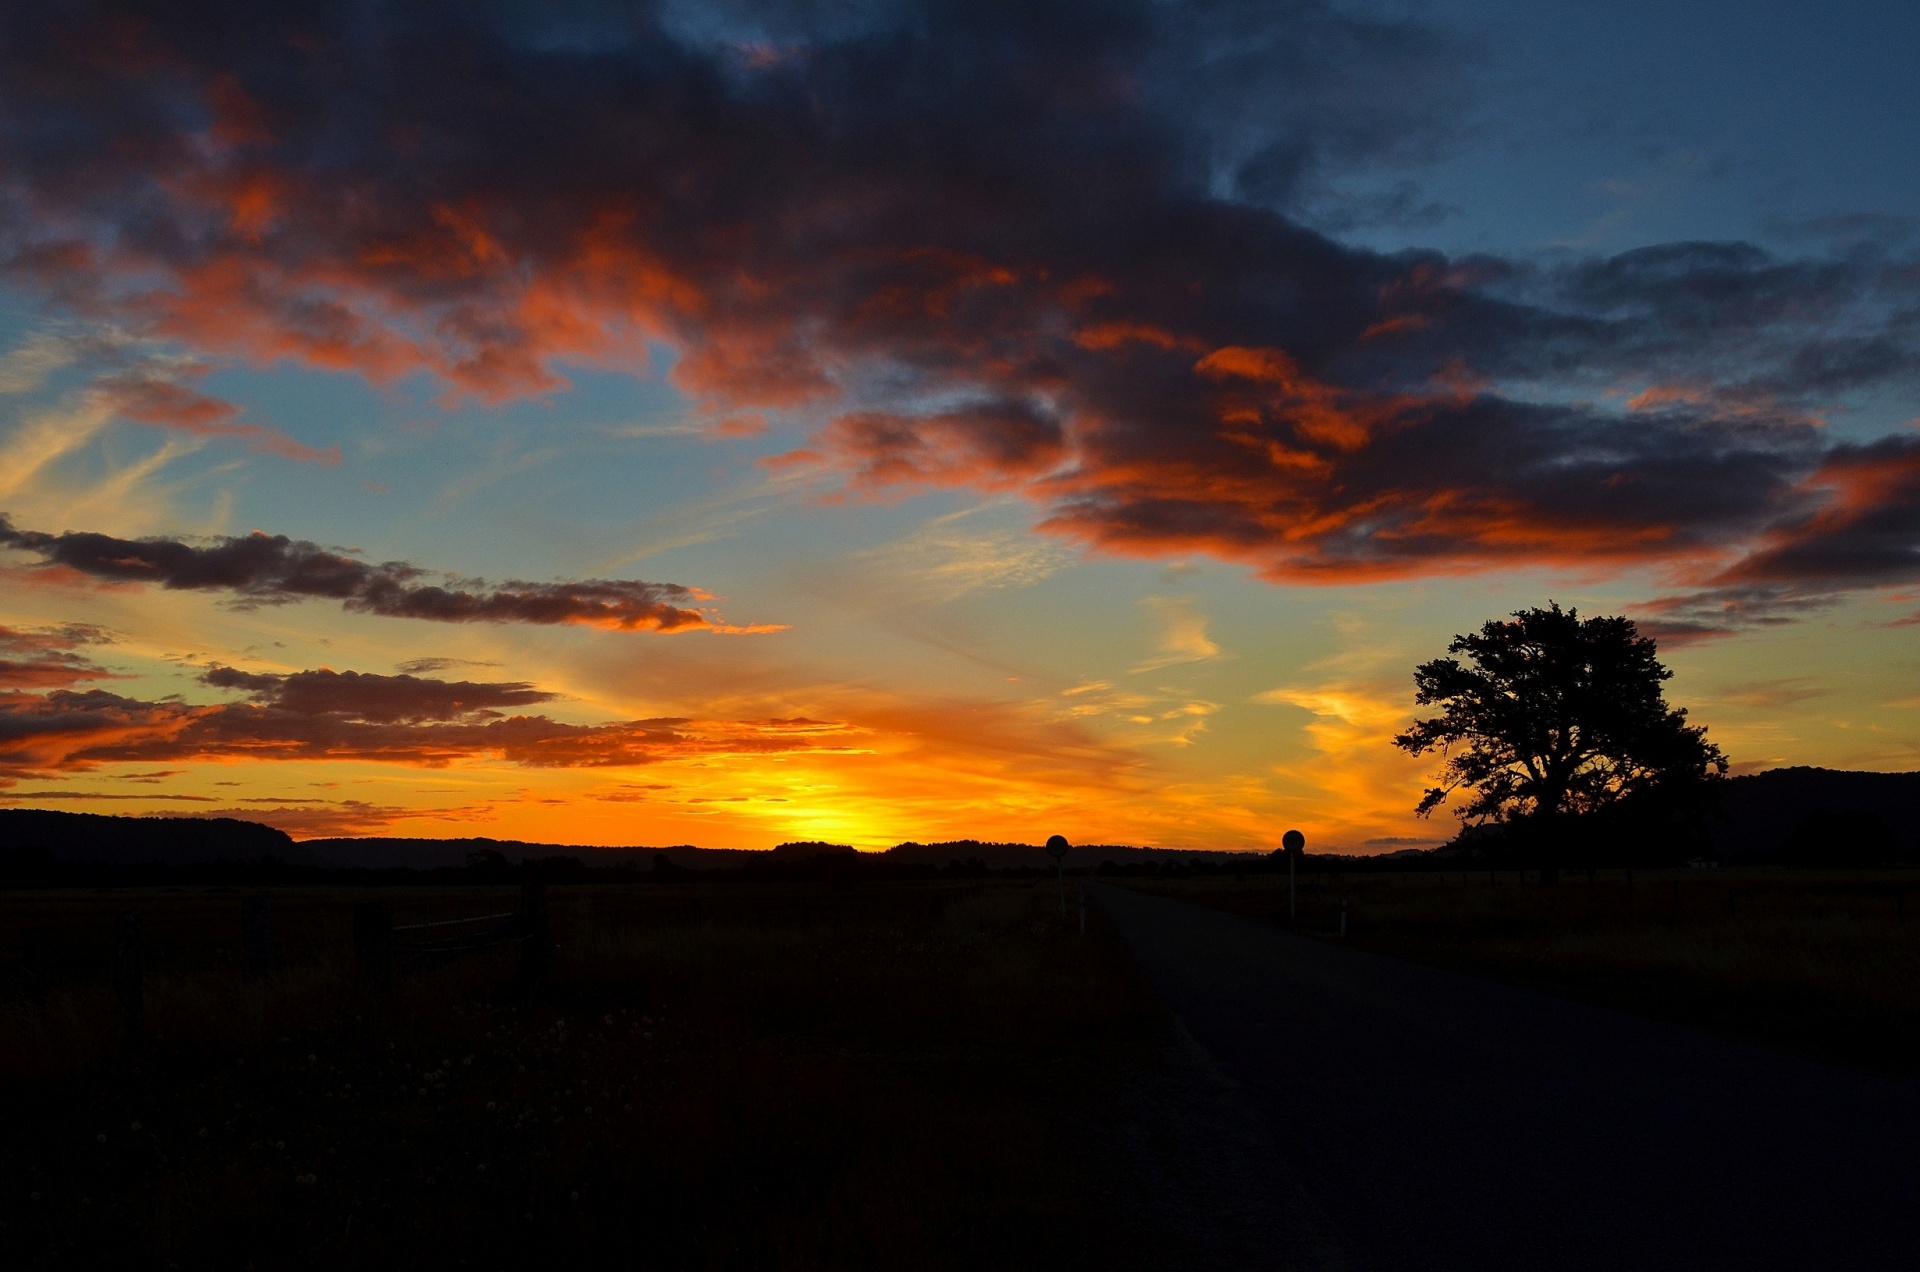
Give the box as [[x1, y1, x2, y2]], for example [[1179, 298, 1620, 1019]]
[[1, 0, 1917, 851]]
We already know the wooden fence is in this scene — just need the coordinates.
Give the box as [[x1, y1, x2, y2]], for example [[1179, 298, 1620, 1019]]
[[352, 882, 551, 988], [29, 883, 555, 1050]]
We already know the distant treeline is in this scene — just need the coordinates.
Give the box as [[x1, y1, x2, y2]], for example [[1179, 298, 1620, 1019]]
[[0, 811, 1247, 887], [296, 835, 1249, 873], [1388, 766, 1920, 871], [3, 764, 1917, 886], [0, 840, 1218, 888]]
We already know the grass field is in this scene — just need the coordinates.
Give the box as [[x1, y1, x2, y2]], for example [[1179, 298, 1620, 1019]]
[[0, 880, 1173, 1269], [1122, 867, 1920, 1075]]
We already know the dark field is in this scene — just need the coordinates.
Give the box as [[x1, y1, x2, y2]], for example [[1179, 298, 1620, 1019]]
[[0, 881, 1173, 1269], [1124, 866, 1920, 1075]]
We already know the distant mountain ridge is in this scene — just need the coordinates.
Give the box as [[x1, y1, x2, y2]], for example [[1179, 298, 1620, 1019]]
[[0, 809, 310, 865], [7, 765, 1918, 869], [300, 836, 1243, 870], [1, 816, 1245, 870], [299, 836, 753, 871], [1711, 767, 1920, 863]]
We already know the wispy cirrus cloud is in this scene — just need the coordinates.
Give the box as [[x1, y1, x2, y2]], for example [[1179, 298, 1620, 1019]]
[[93, 365, 338, 464], [1709, 678, 1833, 709], [0, 515, 781, 633], [1131, 595, 1223, 673], [0, 326, 115, 395], [853, 506, 1073, 604], [203, 798, 498, 839], [0, 323, 337, 462], [1252, 677, 1433, 836], [2, 790, 218, 802]]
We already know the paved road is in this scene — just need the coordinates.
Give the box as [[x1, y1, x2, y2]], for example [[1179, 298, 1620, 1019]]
[[1097, 885, 1920, 1271]]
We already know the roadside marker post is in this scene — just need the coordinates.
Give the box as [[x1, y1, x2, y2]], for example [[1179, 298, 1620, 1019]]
[[1046, 836, 1070, 920], [1282, 829, 1305, 921]]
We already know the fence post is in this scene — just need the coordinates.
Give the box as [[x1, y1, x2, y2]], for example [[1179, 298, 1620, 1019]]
[[353, 903, 392, 991], [112, 912, 143, 1048], [519, 882, 551, 985], [242, 894, 274, 979]]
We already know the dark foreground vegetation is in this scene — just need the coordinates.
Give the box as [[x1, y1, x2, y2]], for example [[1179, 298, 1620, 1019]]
[[0, 881, 1171, 1270], [1125, 867, 1920, 1076]]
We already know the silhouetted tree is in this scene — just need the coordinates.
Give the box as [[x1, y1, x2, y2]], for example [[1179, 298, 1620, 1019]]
[[1393, 603, 1725, 879], [466, 847, 511, 874]]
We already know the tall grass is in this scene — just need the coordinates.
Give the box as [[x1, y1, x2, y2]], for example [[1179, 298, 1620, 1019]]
[[0, 880, 1167, 1269], [1128, 868, 1920, 1073]]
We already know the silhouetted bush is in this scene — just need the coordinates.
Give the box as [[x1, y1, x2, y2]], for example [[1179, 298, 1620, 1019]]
[[771, 840, 858, 858]]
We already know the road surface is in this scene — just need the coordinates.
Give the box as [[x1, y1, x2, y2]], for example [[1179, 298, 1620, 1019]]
[[1097, 884, 1920, 1271]]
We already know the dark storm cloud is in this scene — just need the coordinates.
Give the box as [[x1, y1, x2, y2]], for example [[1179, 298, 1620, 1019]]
[[0, 515, 764, 632], [1, 1, 1918, 610], [201, 665, 554, 722], [1719, 437, 1920, 587], [1634, 435, 1920, 639], [1528, 242, 1920, 403]]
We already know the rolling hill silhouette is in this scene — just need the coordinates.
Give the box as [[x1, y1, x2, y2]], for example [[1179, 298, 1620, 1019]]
[[1710, 767, 1920, 864], [7, 766, 1917, 870], [0, 809, 311, 866]]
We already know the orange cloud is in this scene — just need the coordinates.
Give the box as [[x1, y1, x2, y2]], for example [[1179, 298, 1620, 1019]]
[[1634, 435, 1920, 639], [96, 371, 341, 463], [0, 668, 866, 781], [0, 624, 119, 689], [1070, 322, 1205, 353], [808, 404, 1067, 493]]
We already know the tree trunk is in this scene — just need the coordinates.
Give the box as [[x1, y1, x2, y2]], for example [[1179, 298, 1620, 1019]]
[[1535, 810, 1562, 884]]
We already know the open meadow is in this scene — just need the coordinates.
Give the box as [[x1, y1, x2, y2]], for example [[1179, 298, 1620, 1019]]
[[0, 879, 1176, 1270], [1121, 866, 1920, 1075]]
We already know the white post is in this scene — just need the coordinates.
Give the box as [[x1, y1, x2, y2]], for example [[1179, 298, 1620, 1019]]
[[1045, 835, 1070, 921], [1282, 828, 1304, 921]]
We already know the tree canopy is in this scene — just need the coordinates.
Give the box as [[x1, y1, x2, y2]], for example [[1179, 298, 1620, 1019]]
[[1393, 603, 1725, 827]]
